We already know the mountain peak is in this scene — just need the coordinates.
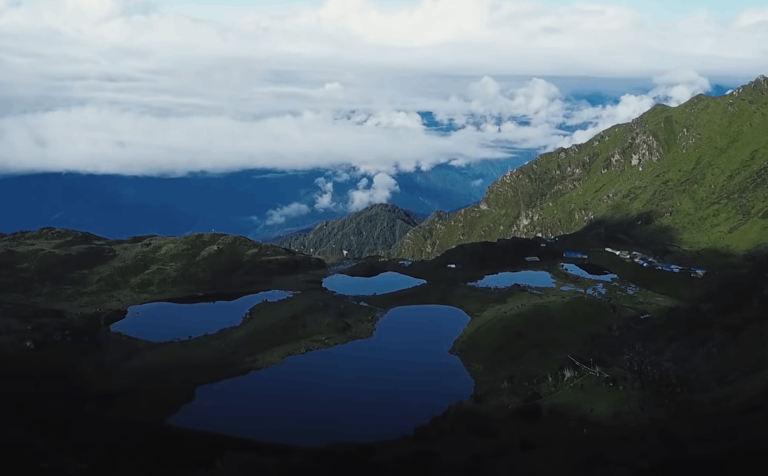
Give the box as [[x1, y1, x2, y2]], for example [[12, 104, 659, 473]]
[[751, 74, 768, 88], [359, 203, 401, 213], [731, 74, 768, 97], [275, 203, 421, 260]]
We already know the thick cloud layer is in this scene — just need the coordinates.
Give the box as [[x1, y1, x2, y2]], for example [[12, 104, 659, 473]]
[[1, 0, 765, 218]]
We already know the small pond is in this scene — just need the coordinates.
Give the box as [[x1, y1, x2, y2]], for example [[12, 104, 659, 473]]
[[168, 305, 474, 447], [468, 270, 555, 289], [110, 290, 292, 342], [323, 271, 426, 296], [560, 285, 584, 293], [560, 263, 617, 282]]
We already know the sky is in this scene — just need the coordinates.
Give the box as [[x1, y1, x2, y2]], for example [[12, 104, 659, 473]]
[[159, 0, 768, 23], [1, 0, 766, 213]]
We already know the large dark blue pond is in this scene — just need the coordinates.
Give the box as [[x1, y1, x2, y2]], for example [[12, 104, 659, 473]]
[[110, 290, 292, 342], [323, 271, 426, 296], [168, 305, 474, 447]]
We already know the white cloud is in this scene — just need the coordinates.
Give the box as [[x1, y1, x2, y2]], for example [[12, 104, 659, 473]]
[[496, 121, 569, 148], [468, 76, 502, 108], [265, 202, 311, 225], [471, 178, 483, 187], [333, 171, 351, 182], [732, 6, 768, 28], [440, 76, 565, 126], [347, 172, 399, 211], [649, 70, 712, 106], [0, 0, 764, 177], [313, 177, 336, 211], [507, 78, 565, 125], [314, 192, 334, 210], [553, 69, 711, 148], [361, 110, 424, 129], [0, 107, 505, 176]]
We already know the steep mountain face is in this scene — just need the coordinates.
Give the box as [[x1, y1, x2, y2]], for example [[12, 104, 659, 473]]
[[275, 203, 421, 260], [396, 75, 768, 260]]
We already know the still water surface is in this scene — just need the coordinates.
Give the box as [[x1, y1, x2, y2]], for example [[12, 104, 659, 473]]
[[560, 263, 617, 281], [469, 270, 555, 288], [323, 271, 426, 295], [110, 290, 292, 342], [168, 305, 474, 447]]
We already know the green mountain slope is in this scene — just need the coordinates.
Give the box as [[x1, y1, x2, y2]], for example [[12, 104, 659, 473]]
[[396, 75, 768, 260]]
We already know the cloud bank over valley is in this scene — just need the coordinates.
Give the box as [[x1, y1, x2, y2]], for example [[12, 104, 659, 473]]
[[1, 0, 764, 225]]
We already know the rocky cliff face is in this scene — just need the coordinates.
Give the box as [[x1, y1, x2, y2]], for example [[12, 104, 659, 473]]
[[396, 75, 768, 260], [275, 203, 421, 260]]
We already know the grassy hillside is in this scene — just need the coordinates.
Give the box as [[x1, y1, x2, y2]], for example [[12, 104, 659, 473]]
[[396, 75, 768, 260], [0, 228, 325, 317]]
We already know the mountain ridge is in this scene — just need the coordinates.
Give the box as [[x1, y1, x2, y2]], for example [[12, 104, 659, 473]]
[[394, 74, 768, 260]]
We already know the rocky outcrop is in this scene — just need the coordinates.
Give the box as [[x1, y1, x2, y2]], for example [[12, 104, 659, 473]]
[[731, 74, 768, 98]]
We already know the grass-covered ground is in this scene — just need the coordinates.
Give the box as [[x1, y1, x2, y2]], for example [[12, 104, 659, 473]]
[[2, 227, 768, 474]]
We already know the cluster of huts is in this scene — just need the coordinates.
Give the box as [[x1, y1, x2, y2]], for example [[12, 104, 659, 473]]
[[436, 240, 706, 279], [604, 248, 707, 277]]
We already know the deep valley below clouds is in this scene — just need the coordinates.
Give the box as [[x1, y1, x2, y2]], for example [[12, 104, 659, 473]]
[[0, 0, 765, 238]]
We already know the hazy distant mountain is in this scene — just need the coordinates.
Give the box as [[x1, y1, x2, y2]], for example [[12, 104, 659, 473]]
[[275, 204, 421, 260], [0, 156, 531, 241]]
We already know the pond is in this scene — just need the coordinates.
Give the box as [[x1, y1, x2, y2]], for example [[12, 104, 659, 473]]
[[110, 290, 293, 342], [168, 305, 474, 447], [323, 271, 426, 296], [560, 263, 617, 282], [560, 285, 584, 293], [468, 270, 555, 289]]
